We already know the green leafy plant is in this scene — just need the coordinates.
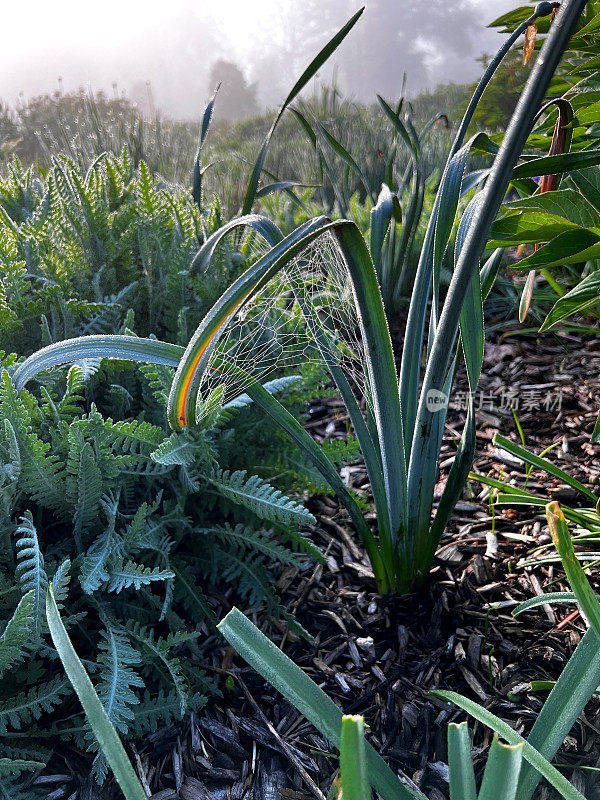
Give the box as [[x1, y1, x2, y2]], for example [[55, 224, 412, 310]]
[[12, 0, 589, 595], [0, 148, 339, 792], [0, 339, 327, 791], [484, 1, 600, 327]]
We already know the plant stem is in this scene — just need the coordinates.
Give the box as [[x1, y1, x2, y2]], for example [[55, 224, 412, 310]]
[[410, 0, 588, 576]]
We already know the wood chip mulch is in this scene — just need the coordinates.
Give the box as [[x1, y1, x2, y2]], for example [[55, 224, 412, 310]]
[[36, 330, 600, 800]]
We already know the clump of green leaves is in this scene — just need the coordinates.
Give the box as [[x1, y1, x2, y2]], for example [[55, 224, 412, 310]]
[[0, 148, 336, 791], [0, 342, 326, 790]]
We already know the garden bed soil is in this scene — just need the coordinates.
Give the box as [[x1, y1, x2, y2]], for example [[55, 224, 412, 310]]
[[39, 330, 600, 800]]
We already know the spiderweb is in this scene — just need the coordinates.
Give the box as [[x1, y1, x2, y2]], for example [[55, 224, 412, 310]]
[[198, 231, 368, 416], [203, 226, 274, 283]]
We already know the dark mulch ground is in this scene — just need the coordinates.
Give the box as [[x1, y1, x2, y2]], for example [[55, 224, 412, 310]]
[[38, 331, 600, 800]]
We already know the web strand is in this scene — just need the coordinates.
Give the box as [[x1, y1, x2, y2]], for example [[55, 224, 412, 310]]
[[199, 231, 367, 413]]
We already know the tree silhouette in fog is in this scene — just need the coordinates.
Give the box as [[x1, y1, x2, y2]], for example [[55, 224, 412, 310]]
[[208, 61, 259, 121]]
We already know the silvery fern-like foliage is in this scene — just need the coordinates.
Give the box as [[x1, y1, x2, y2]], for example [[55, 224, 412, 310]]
[[209, 469, 316, 527], [0, 152, 328, 787], [0, 591, 33, 677], [0, 757, 45, 800], [0, 675, 71, 735], [87, 623, 144, 783], [14, 513, 48, 637]]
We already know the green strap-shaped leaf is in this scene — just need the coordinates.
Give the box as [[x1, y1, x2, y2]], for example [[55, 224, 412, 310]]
[[507, 228, 600, 271], [431, 690, 585, 800], [477, 736, 523, 800], [512, 150, 600, 178], [539, 269, 600, 331], [513, 592, 577, 617], [448, 722, 476, 800], [242, 8, 363, 214], [340, 716, 371, 800], [188, 214, 284, 276], [546, 502, 600, 637], [494, 434, 597, 503], [517, 626, 600, 800], [218, 608, 424, 800], [13, 336, 183, 393], [316, 120, 371, 198], [46, 586, 147, 800], [334, 222, 406, 546]]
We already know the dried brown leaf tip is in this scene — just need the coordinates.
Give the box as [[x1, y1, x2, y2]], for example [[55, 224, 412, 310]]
[[539, 100, 572, 200], [524, 5, 560, 66], [523, 22, 537, 65]]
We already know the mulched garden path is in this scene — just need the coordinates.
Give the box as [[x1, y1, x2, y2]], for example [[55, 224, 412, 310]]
[[40, 330, 600, 800]]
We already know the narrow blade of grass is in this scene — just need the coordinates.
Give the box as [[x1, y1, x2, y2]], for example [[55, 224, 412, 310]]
[[494, 434, 597, 503], [242, 8, 363, 214], [546, 501, 600, 636], [431, 690, 585, 800], [46, 585, 147, 800], [447, 722, 476, 800], [340, 716, 371, 800], [477, 736, 523, 800], [218, 608, 424, 800]]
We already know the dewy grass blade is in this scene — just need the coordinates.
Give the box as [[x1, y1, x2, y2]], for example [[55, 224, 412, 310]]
[[13, 335, 183, 393], [242, 8, 363, 214], [188, 214, 284, 276], [192, 82, 220, 208], [494, 434, 597, 503], [431, 690, 586, 800], [315, 120, 371, 199], [477, 736, 523, 800], [447, 722, 476, 800], [46, 586, 147, 800], [516, 627, 600, 800], [513, 592, 577, 616], [340, 716, 371, 800], [218, 608, 424, 800], [456, 193, 485, 396], [333, 222, 406, 551]]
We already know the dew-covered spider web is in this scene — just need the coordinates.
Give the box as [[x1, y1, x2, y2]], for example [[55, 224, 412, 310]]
[[201, 226, 274, 285], [198, 231, 368, 416]]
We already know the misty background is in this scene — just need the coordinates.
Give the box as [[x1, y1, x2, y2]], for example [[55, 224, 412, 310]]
[[2, 0, 519, 121]]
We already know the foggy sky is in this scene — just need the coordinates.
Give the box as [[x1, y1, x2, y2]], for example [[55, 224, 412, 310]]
[[2, 0, 520, 118]]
